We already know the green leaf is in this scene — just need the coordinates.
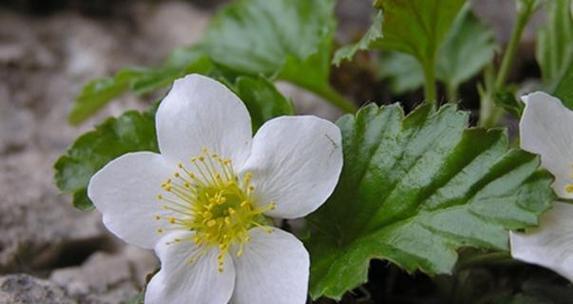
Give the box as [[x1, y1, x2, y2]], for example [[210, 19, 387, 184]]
[[232, 76, 294, 130], [333, 12, 384, 66], [378, 5, 496, 95], [68, 69, 146, 125], [555, 63, 573, 107], [378, 52, 424, 94], [306, 103, 554, 300], [202, 0, 335, 91], [437, 4, 496, 93], [68, 47, 213, 125], [55, 110, 158, 210], [373, 0, 465, 66], [537, 0, 573, 92]]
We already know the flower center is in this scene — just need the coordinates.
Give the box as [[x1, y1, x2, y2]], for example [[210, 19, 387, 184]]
[[155, 148, 275, 272]]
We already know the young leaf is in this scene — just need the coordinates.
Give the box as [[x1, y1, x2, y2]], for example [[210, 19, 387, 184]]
[[537, 0, 573, 92], [306, 103, 554, 300], [55, 110, 158, 210], [378, 5, 496, 96]]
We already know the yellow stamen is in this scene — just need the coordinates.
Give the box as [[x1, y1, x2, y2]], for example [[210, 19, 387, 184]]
[[157, 148, 274, 272]]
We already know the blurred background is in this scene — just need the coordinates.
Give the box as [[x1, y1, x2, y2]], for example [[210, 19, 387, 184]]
[[0, 0, 552, 303]]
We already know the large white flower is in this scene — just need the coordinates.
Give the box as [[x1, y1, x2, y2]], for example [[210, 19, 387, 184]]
[[510, 91, 573, 281], [87, 74, 343, 304]]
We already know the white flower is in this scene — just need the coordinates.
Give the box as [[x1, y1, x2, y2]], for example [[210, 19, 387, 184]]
[[87, 74, 343, 304], [510, 91, 573, 281]]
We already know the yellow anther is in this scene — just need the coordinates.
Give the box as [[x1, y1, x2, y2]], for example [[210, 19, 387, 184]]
[[566, 184, 573, 193], [155, 147, 274, 270]]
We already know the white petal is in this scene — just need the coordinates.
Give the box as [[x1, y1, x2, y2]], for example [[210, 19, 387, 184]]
[[231, 228, 309, 304], [520, 92, 573, 198], [145, 231, 236, 304], [88, 152, 174, 249], [239, 116, 343, 219], [510, 202, 573, 282], [156, 74, 252, 168]]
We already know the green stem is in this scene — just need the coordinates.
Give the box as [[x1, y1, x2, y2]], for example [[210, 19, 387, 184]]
[[423, 57, 438, 103], [479, 1, 536, 128], [307, 84, 358, 113], [495, 5, 532, 90], [446, 83, 459, 104]]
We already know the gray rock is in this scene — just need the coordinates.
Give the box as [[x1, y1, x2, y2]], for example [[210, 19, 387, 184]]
[[0, 151, 106, 273], [50, 250, 156, 304], [0, 1, 210, 275], [0, 274, 76, 304]]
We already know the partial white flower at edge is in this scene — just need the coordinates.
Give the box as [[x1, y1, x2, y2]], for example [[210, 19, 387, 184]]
[[87, 74, 344, 304], [510, 91, 573, 281]]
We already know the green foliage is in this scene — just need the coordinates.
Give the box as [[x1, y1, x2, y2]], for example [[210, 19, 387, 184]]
[[378, 5, 496, 97], [69, 69, 145, 125], [494, 89, 524, 118], [437, 5, 497, 95], [339, 0, 466, 66], [202, 0, 334, 87], [55, 110, 158, 210], [535, 0, 573, 108], [333, 12, 384, 66], [231, 76, 294, 130], [555, 63, 573, 107], [378, 52, 424, 94], [201, 0, 355, 112], [68, 47, 213, 125], [306, 103, 554, 300], [373, 0, 465, 73], [537, 0, 573, 92], [336, 0, 464, 101]]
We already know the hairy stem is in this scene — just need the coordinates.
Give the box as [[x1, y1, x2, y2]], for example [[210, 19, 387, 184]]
[[423, 56, 438, 103], [479, 1, 537, 127]]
